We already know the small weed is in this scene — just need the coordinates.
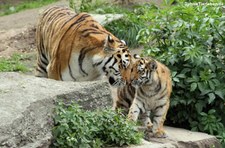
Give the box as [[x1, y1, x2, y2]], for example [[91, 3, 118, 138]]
[[0, 54, 29, 72], [0, 0, 59, 16]]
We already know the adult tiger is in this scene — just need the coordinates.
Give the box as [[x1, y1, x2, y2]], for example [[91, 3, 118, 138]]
[[35, 6, 131, 87], [112, 54, 172, 138]]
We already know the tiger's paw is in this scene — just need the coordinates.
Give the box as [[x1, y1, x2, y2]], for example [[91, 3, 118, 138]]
[[146, 122, 153, 131], [127, 113, 136, 121], [153, 130, 168, 138]]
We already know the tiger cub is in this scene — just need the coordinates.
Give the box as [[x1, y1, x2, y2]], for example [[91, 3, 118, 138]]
[[35, 6, 131, 87], [112, 54, 172, 138]]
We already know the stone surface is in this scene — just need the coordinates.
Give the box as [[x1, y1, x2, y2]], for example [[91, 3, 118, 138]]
[[0, 72, 222, 148], [148, 126, 221, 148], [0, 72, 112, 147]]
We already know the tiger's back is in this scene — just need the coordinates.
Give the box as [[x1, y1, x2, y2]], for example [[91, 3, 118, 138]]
[[36, 6, 131, 86]]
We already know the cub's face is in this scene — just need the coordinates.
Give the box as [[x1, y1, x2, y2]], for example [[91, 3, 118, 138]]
[[130, 55, 157, 87], [105, 48, 132, 87]]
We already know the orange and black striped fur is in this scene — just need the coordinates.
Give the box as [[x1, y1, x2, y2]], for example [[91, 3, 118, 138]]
[[112, 55, 172, 137], [35, 6, 131, 87]]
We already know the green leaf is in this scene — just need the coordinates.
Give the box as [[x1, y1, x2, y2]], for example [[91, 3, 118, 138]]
[[187, 78, 196, 83], [200, 112, 207, 116], [208, 109, 216, 115], [176, 73, 186, 78], [215, 90, 224, 100], [195, 102, 204, 114], [208, 93, 216, 104], [198, 82, 205, 93], [204, 124, 209, 131], [190, 83, 197, 92], [172, 71, 177, 77], [173, 77, 180, 82], [212, 79, 220, 86], [209, 81, 215, 90], [200, 89, 211, 96]]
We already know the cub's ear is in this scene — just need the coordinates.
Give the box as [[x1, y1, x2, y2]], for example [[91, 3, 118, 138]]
[[107, 34, 114, 43], [133, 54, 141, 59], [120, 40, 126, 45], [104, 35, 115, 53], [149, 60, 157, 71]]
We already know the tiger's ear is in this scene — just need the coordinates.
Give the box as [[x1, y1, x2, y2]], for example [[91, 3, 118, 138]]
[[104, 35, 115, 53], [121, 40, 126, 45], [133, 54, 141, 59], [149, 60, 157, 71]]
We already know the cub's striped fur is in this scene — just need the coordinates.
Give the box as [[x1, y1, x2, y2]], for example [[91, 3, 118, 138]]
[[36, 6, 131, 87], [112, 55, 172, 137]]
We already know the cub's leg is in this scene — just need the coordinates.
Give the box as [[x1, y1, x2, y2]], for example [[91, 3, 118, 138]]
[[142, 111, 153, 130], [152, 100, 170, 138], [128, 99, 145, 122]]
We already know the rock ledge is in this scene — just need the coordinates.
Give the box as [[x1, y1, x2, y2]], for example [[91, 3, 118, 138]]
[[0, 72, 221, 148]]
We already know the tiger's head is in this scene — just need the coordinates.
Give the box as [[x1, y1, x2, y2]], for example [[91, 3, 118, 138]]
[[102, 36, 132, 87], [130, 54, 157, 87]]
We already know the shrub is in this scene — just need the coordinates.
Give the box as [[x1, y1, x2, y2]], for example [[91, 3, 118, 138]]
[[104, 16, 144, 48], [52, 102, 143, 148], [136, 3, 225, 145], [104, 4, 157, 48], [70, 0, 126, 14], [69, 0, 145, 48]]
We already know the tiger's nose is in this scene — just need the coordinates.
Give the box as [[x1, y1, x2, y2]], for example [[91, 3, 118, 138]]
[[124, 76, 131, 84]]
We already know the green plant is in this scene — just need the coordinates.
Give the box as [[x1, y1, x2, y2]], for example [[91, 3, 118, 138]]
[[68, 0, 143, 48], [0, 0, 59, 16], [70, 0, 118, 13], [104, 4, 156, 48], [190, 109, 224, 134], [0, 54, 29, 72], [52, 102, 143, 148], [217, 132, 225, 147], [136, 3, 225, 145]]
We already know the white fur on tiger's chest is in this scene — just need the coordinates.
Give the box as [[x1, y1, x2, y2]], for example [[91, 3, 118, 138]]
[[61, 53, 102, 81]]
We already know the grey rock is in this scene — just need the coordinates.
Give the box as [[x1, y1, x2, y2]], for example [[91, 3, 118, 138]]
[[0, 72, 112, 148], [0, 72, 222, 148]]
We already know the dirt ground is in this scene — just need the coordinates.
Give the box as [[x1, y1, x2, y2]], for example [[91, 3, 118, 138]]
[[0, 0, 162, 75]]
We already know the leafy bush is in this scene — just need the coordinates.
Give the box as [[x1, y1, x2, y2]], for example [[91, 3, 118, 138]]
[[52, 102, 143, 148], [136, 3, 225, 145], [104, 14, 144, 48], [104, 4, 157, 48], [70, 0, 126, 14], [69, 0, 144, 48]]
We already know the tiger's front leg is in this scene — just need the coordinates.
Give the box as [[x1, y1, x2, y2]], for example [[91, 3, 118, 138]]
[[128, 99, 145, 122], [46, 60, 61, 80], [152, 101, 170, 138], [141, 111, 153, 130]]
